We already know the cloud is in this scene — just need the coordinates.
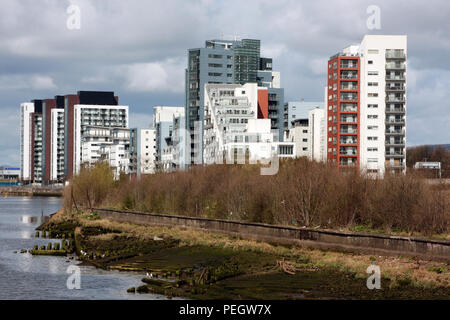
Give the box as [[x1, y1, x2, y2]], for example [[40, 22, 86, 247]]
[[0, 74, 56, 90], [120, 58, 184, 93]]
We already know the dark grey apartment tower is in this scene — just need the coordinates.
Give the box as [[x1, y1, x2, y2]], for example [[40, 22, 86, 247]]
[[185, 38, 284, 165]]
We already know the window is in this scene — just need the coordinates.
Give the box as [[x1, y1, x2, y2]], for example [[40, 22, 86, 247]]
[[368, 115, 378, 119], [368, 93, 378, 97], [368, 82, 378, 86], [368, 71, 379, 75], [208, 72, 222, 77], [303, 130, 307, 133], [303, 147, 307, 151], [302, 138, 307, 142], [208, 63, 223, 68], [368, 136, 378, 141], [368, 104, 378, 108], [368, 158, 378, 162], [367, 125, 378, 130], [368, 147, 378, 152], [368, 49, 379, 54], [368, 60, 373, 64], [208, 54, 223, 59]]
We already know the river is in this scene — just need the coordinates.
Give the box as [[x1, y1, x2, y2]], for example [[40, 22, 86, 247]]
[[0, 196, 166, 300]]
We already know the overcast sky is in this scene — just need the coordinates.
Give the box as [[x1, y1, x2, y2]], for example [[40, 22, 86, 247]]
[[1, 0, 449, 165]]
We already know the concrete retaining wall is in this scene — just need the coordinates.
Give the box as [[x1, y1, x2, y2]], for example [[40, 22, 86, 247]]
[[96, 208, 450, 261], [0, 186, 63, 196]]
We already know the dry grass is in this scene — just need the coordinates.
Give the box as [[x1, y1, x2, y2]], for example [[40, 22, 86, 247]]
[[70, 210, 449, 288], [66, 159, 450, 236]]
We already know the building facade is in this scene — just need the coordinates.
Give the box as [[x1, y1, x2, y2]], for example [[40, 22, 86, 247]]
[[185, 38, 284, 165], [203, 83, 294, 165], [327, 35, 407, 174]]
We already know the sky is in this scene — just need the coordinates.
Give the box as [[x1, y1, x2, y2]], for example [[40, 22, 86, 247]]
[[1, 0, 449, 165]]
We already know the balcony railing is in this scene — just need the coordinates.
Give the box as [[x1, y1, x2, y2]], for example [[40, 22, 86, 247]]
[[340, 63, 358, 69], [386, 107, 405, 113], [385, 85, 405, 91], [386, 96, 405, 103], [386, 151, 404, 156], [341, 94, 358, 101], [385, 140, 405, 146], [341, 106, 357, 112], [385, 118, 405, 124], [341, 85, 358, 91], [341, 73, 358, 79], [386, 62, 405, 70], [341, 129, 357, 134], [341, 117, 357, 123], [386, 51, 405, 59], [386, 75, 405, 81], [341, 139, 357, 145]]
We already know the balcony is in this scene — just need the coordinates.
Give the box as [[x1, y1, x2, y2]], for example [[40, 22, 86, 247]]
[[340, 83, 358, 91], [386, 128, 405, 135], [386, 62, 405, 70], [386, 74, 405, 81], [385, 118, 405, 125], [340, 104, 357, 112], [385, 85, 405, 92], [340, 93, 358, 101], [340, 116, 357, 123], [386, 95, 405, 103], [340, 72, 358, 80], [340, 138, 357, 145], [341, 128, 357, 134], [386, 51, 405, 59], [386, 107, 405, 114], [386, 151, 405, 157], [340, 62, 358, 69], [385, 140, 405, 147]]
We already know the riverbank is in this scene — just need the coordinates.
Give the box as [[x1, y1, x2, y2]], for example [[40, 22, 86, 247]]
[[38, 208, 450, 299], [0, 186, 63, 197]]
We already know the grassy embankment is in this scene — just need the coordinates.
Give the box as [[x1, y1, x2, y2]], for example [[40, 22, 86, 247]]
[[38, 207, 450, 299]]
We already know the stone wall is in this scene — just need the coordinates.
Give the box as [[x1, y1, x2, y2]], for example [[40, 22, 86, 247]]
[[96, 208, 450, 261]]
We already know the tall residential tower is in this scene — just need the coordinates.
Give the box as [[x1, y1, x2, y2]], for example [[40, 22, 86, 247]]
[[327, 35, 407, 174]]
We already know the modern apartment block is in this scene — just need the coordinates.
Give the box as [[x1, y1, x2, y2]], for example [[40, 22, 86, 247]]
[[327, 35, 407, 174], [203, 83, 295, 164], [130, 128, 156, 176], [73, 103, 128, 175], [153, 106, 184, 170], [283, 101, 326, 160], [64, 91, 123, 179], [21, 91, 129, 184], [20, 102, 36, 183], [50, 105, 65, 183], [185, 38, 284, 165]]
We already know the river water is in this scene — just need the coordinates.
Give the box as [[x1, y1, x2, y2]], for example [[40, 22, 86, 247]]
[[0, 196, 165, 300]]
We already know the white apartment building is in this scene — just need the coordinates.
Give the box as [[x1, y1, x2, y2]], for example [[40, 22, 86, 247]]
[[203, 83, 295, 165], [73, 104, 129, 175], [153, 106, 184, 171], [20, 102, 35, 182], [130, 128, 157, 175], [327, 35, 407, 174], [285, 118, 309, 158], [308, 107, 326, 162]]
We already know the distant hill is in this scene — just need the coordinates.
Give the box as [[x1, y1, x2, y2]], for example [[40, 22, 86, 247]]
[[408, 144, 450, 151]]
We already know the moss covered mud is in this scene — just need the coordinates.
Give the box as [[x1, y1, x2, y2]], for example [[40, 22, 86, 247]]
[[38, 209, 450, 299]]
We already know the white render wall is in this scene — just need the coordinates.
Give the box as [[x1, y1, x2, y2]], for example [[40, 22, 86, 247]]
[[139, 128, 156, 174], [20, 102, 35, 181], [359, 35, 407, 174], [308, 107, 326, 162]]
